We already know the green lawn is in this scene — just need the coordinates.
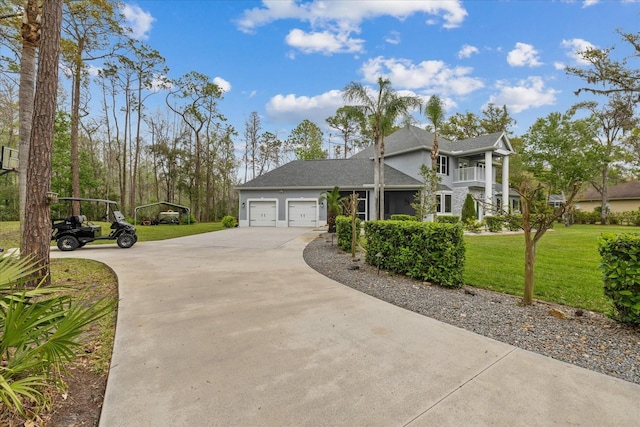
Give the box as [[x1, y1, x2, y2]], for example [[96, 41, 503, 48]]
[[464, 224, 640, 313], [0, 220, 225, 250]]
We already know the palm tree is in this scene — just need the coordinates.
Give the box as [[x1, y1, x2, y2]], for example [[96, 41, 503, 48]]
[[425, 95, 445, 221], [343, 78, 421, 220], [320, 186, 345, 232]]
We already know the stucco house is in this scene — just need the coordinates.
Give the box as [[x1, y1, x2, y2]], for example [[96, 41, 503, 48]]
[[576, 181, 640, 213], [237, 125, 517, 227]]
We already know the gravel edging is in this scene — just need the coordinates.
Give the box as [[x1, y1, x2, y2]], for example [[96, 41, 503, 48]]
[[303, 233, 640, 385]]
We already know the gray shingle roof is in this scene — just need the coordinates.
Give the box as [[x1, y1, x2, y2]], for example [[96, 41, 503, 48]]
[[579, 181, 640, 201], [351, 126, 512, 158], [238, 159, 423, 190]]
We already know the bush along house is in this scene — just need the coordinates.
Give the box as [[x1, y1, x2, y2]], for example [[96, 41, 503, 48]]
[[237, 125, 517, 227]]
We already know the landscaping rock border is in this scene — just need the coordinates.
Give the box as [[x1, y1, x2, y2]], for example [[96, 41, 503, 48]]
[[303, 233, 640, 385]]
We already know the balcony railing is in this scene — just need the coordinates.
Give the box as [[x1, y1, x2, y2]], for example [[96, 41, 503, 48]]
[[454, 167, 486, 183]]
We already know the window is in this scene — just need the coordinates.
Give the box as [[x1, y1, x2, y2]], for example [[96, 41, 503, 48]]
[[437, 155, 449, 175], [436, 193, 452, 214]]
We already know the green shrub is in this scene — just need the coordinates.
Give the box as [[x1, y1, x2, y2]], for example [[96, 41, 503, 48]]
[[390, 214, 417, 221], [336, 215, 361, 252], [221, 215, 237, 228], [607, 212, 621, 225], [181, 213, 197, 224], [364, 220, 465, 287], [461, 194, 476, 223], [463, 218, 483, 233], [504, 214, 523, 231], [598, 233, 640, 325], [484, 216, 504, 232], [436, 215, 460, 224], [575, 210, 599, 224]]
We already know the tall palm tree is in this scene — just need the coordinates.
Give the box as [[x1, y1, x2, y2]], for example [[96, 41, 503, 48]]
[[343, 78, 421, 220], [425, 95, 445, 221]]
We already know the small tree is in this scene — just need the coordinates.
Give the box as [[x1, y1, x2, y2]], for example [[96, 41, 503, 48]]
[[461, 193, 476, 222], [424, 95, 445, 221], [320, 186, 344, 232], [411, 164, 441, 221], [516, 111, 600, 305]]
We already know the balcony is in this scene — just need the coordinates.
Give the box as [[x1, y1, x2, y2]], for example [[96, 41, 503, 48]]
[[454, 167, 486, 183]]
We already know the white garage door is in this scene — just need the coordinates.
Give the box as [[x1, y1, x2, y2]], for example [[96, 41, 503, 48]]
[[249, 201, 276, 227], [288, 201, 317, 227]]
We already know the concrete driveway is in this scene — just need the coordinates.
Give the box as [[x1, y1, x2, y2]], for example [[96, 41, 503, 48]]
[[52, 227, 640, 426]]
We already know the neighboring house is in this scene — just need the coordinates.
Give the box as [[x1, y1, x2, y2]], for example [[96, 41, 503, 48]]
[[576, 181, 640, 213], [237, 125, 517, 227]]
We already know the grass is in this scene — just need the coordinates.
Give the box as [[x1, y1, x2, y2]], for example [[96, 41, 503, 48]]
[[464, 224, 640, 313], [0, 220, 225, 249]]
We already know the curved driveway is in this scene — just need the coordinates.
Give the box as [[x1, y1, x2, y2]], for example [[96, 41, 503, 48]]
[[53, 228, 640, 426]]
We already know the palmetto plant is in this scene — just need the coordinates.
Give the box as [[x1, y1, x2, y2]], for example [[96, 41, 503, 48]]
[[320, 186, 345, 233], [0, 256, 115, 417]]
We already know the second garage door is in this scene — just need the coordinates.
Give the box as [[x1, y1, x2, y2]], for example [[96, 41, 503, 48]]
[[288, 200, 318, 227], [249, 200, 276, 227]]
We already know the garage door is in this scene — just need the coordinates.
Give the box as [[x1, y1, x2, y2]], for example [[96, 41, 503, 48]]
[[249, 201, 276, 227], [288, 201, 317, 227]]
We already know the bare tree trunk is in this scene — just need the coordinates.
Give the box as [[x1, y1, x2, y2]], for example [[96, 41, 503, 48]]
[[521, 188, 535, 305], [380, 137, 385, 220], [18, 0, 40, 238], [430, 134, 439, 222], [70, 39, 84, 213], [22, 0, 63, 284], [601, 166, 608, 225], [524, 237, 536, 305], [373, 140, 380, 220]]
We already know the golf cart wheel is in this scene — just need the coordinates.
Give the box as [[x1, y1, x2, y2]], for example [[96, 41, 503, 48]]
[[117, 233, 136, 248], [57, 235, 80, 251]]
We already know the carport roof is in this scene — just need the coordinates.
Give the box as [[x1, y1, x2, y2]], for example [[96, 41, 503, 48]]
[[238, 159, 423, 190]]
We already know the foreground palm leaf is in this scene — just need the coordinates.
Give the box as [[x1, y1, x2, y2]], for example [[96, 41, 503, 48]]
[[0, 256, 115, 417]]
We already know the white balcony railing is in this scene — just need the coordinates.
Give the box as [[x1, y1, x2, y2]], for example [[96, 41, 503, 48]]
[[454, 167, 486, 183]]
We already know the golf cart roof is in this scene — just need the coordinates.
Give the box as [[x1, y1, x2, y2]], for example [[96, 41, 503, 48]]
[[58, 197, 118, 205]]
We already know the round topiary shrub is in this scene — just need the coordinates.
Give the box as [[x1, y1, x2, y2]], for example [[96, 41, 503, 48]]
[[222, 215, 237, 228]]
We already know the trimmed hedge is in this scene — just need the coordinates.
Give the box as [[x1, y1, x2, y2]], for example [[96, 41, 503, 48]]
[[598, 233, 640, 325], [336, 215, 362, 252], [390, 214, 417, 221], [504, 214, 523, 231], [364, 220, 465, 287], [436, 215, 460, 224], [575, 209, 640, 226], [484, 216, 504, 232]]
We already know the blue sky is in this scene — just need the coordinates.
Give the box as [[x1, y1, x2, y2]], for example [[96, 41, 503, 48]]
[[121, 0, 639, 142]]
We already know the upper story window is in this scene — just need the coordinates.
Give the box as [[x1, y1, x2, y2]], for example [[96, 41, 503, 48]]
[[437, 155, 449, 175]]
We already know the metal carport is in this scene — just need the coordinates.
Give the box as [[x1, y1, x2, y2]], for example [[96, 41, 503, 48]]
[[134, 202, 191, 225]]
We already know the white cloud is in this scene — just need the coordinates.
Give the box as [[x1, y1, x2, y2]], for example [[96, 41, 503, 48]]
[[213, 77, 231, 93], [237, 0, 468, 32], [553, 62, 566, 70], [488, 77, 559, 113], [458, 44, 479, 59], [359, 56, 484, 96], [285, 28, 364, 54], [583, 0, 599, 7], [561, 38, 596, 65], [385, 31, 401, 45], [507, 42, 542, 67], [121, 4, 155, 40], [236, 1, 467, 55], [265, 90, 344, 124]]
